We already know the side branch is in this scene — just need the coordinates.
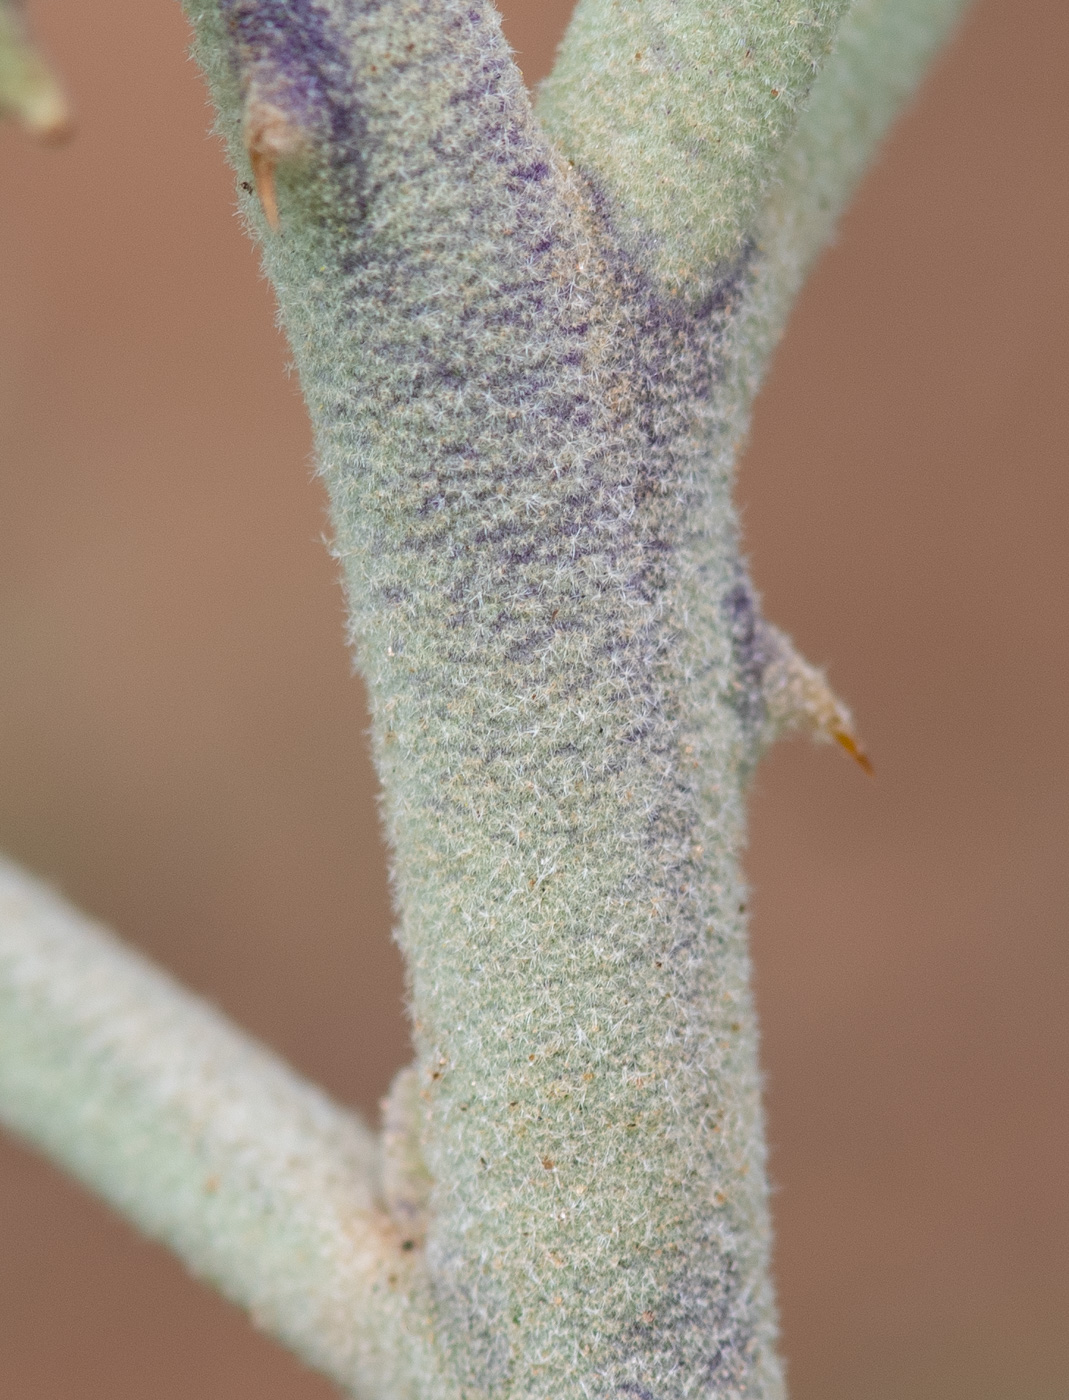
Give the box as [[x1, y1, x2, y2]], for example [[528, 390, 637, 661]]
[[0, 859, 434, 1400], [726, 0, 973, 421], [537, 0, 852, 299]]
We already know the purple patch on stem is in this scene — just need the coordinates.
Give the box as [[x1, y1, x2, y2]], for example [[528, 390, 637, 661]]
[[221, 0, 365, 212]]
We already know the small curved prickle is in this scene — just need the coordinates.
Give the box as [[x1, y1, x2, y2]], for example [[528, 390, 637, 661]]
[[221, 0, 362, 232], [243, 95, 309, 230], [831, 725, 874, 775], [0, 0, 72, 142], [760, 621, 873, 774]]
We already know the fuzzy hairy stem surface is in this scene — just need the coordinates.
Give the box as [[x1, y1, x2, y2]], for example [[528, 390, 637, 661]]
[[182, 2, 904, 1396], [0, 2, 973, 1398], [538, 0, 853, 300], [187, 2, 798, 1394]]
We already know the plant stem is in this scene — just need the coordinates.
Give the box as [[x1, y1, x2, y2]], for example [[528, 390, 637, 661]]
[[0, 2, 974, 1395]]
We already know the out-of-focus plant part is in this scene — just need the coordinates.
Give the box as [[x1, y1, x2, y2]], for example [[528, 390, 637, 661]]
[[0, 0, 70, 141]]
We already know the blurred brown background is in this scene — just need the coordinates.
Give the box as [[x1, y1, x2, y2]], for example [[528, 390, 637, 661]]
[[1, 1, 1065, 1396]]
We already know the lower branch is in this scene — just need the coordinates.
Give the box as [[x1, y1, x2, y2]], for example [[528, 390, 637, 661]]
[[0, 858, 435, 1400]]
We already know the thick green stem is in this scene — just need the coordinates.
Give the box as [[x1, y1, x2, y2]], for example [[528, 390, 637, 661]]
[[179, 2, 855, 1395], [183, 1, 974, 1395]]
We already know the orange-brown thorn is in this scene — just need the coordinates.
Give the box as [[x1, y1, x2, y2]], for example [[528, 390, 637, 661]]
[[249, 145, 280, 231], [833, 728, 874, 776], [243, 96, 308, 233]]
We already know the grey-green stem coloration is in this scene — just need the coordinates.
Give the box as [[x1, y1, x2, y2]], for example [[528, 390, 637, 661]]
[[0, 2, 970, 1397]]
